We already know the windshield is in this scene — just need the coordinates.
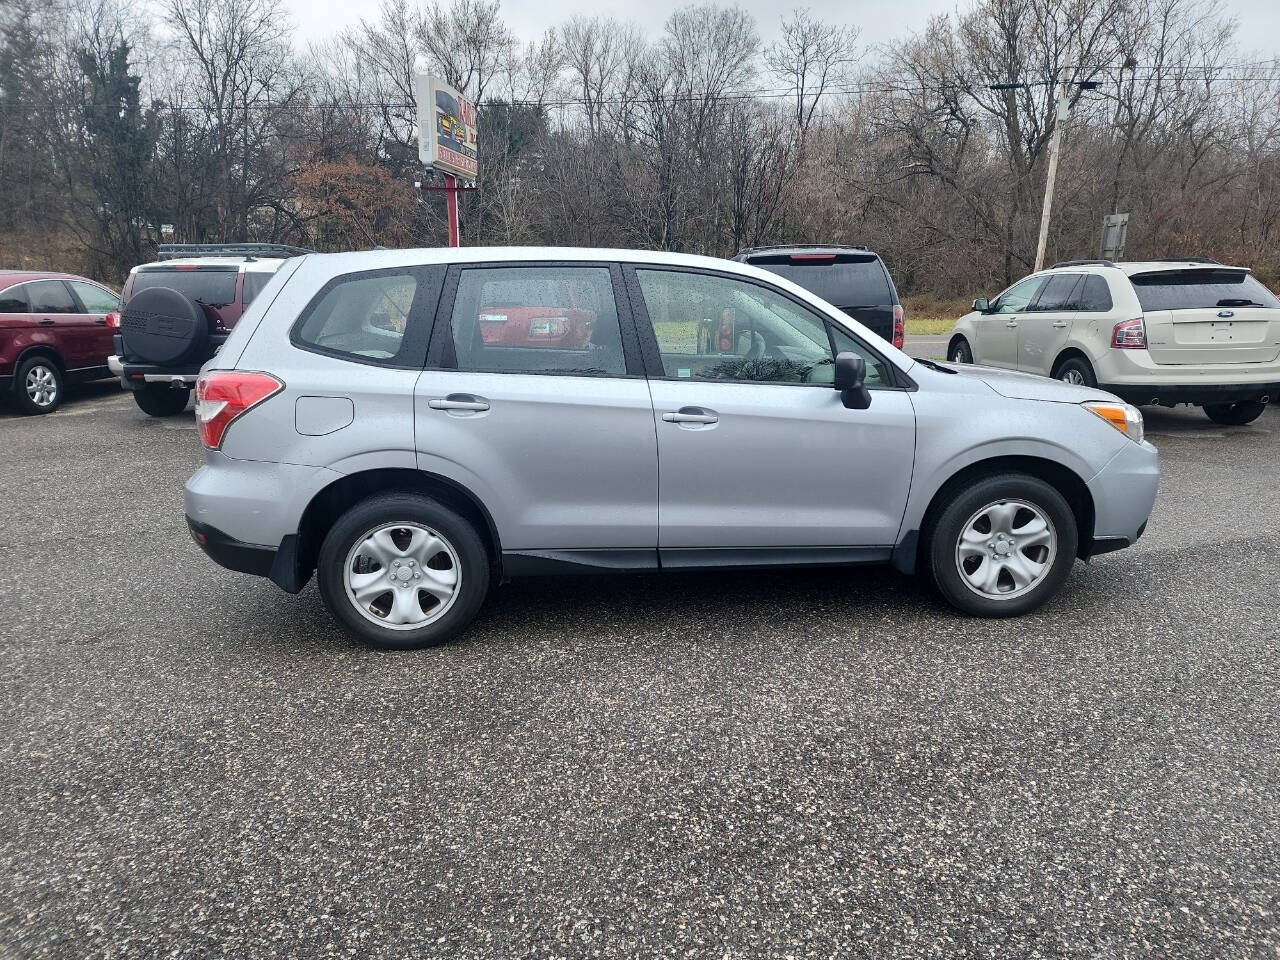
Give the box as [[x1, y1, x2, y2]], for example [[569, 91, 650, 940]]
[[130, 269, 238, 306], [1131, 269, 1280, 311]]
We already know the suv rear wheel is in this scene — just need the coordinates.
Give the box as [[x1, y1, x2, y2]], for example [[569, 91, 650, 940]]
[[1202, 400, 1266, 426], [133, 384, 191, 417], [14, 355, 63, 414], [928, 474, 1078, 617], [1053, 356, 1096, 388], [317, 493, 490, 650]]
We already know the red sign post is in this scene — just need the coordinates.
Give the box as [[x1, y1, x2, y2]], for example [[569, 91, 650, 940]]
[[417, 75, 478, 248]]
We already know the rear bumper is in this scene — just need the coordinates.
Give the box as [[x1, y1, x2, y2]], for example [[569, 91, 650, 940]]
[[187, 517, 304, 593], [115, 332, 227, 389], [1101, 381, 1280, 406]]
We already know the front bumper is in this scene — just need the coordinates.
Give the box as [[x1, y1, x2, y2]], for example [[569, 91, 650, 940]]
[[1086, 437, 1159, 550]]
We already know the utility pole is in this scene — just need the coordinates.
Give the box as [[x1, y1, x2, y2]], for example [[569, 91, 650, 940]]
[[990, 79, 1098, 273]]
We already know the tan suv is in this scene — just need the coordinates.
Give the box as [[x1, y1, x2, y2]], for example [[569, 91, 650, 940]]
[[948, 259, 1280, 425]]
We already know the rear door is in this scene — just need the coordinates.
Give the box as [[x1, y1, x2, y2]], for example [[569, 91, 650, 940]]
[[976, 276, 1046, 368], [416, 262, 657, 559], [745, 252, 897, 342], [66, 280, 120, 368], [1018, 273, 1082, 375], [1132, 268, 1280, 365], [627, 265, 915, 555], [0, 284, 34, 373], [24, 280, 95, 368]]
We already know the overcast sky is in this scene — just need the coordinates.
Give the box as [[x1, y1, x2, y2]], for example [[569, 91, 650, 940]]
[[284, 0, 1280, 57]]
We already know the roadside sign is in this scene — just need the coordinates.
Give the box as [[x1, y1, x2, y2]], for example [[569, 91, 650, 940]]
[[1101, 213, 1129, 260], [416, 74, 478, 180]]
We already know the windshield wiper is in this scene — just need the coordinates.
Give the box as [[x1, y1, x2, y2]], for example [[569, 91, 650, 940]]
[[1216, 298, 1267, 308], [910, 356, 957, 374]]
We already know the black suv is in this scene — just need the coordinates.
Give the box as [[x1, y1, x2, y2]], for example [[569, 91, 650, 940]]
[[111, 243, 312, 416], [733, 245, 904, 348]]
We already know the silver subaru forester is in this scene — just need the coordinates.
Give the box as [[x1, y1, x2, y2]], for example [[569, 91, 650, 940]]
[[177, 247, 1158, 649]]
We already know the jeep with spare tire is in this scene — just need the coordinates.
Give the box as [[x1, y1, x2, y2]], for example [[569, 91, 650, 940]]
[[111, 244, 313, 416]]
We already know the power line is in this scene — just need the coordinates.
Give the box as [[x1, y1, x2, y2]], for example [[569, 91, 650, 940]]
[[151, 61, 1280, 113]]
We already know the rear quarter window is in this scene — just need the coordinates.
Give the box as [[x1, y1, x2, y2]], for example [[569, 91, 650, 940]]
[[747, 255, 893, 307], [1130, 269, 1280, 311], [292, 266, 443, 368]]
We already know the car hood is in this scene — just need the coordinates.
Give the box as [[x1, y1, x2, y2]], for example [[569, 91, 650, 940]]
[[946, 363, 1120, 404]]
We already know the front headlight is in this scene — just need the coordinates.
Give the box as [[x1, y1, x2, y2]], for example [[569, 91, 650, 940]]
[[1083, 400, 1144, 444]]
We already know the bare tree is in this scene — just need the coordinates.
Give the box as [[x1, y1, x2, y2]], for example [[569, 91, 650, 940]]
[[766, 8, 860, 139]]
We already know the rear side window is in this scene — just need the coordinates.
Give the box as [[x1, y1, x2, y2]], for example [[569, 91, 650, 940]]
[[746, 254, 893, 307], [131, 268, 238, 306], [26, 280, 79, 314], [1130, 269, 1280, 311], [67, 280, 120, 314], [1030, 274, 1082, 311], [0, 285, 28, 312], [294, 271, 420, 364], [445, 266, 626, 377], [1075, 275, 1114, 312]]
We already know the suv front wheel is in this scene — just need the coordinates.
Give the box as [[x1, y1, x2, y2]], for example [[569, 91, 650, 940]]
[[317, 493, 490, 649], [928, 474, 1078, 617]]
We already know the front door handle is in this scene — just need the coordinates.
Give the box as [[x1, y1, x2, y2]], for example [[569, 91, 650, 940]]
[[1005, 319, 1019, 328], [427, 394, 490, 412], [38, 318, 55, 326], [94, 318, 107, 325], [1051, 320, 1069, 328], [662, 407, 719, 424]]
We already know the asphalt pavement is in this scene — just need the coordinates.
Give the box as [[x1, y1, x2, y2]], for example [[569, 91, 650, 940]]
[[2, 384, 1278, 958]]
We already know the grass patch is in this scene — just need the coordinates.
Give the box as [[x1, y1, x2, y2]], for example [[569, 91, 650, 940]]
[[902, 293, 971, 336]]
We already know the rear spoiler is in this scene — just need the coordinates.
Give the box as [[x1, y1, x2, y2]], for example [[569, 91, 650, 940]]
[[156, 243, 315, 261]]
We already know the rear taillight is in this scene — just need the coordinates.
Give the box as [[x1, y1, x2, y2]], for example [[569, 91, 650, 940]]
[[1111, 317, 1146, 350], [105, 311, 120, 329], [194, 371, 283, 449], [892, 304, 905, 350]]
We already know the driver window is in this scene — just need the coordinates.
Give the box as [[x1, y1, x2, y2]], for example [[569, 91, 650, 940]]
[[637, 268, 858, 385], [992, 276, 1048, 314]]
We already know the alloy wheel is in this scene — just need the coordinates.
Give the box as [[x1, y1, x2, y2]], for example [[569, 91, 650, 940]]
[[954, 499, 1058, 600], [25, 364, 58, 408], [342, 522, 461, 630], [1059, 368, 1085, 385]]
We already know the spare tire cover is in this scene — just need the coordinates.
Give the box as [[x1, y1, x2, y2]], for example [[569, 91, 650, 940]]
[[120, 286, 210, 366]]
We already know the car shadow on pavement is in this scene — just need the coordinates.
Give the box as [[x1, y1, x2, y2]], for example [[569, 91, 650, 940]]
[[0, 379, 122, 420]]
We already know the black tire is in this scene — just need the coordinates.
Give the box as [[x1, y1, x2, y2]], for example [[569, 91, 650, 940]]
[[13, 355, 64, 414], [927, 473, 1079, 617], [119, 285, 209, 366], [1202, 400, 1266, 426], [133, 384, 191, 417], [948, 338, 973, 364], [317, 493, 490, 650], [1053, 355, 1097, 388]]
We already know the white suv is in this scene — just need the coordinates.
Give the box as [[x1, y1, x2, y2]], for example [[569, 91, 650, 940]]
[[948, 259, 1280, 425]]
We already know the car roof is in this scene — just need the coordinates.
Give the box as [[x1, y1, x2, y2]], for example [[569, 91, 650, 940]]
[[0, 270, 96, 285]]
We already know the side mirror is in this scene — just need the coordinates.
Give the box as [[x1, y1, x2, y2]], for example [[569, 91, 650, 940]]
[[972, 297, 990, 313], [833, 352, 871, 410]]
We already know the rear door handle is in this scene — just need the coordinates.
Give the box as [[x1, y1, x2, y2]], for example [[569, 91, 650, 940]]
[[427, 394, 490, 412], [1051, 321, 1069, 328], [1005, 319, 1019, 328], [662, 407, 719, 424], [94, 318, 107, 325], [38, 319, 55, 326]]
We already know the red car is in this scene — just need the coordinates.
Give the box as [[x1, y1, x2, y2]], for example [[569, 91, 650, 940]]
[[0, 270, 120, 414]]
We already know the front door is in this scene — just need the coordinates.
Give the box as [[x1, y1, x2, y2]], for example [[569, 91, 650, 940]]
[[25, 280, 96, 369], [416, 262, 657, 560], [977, 275, 1046, 369], [627, 266, 916, 557]]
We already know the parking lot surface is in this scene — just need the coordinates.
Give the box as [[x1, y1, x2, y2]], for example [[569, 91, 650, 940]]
[[2, 387, 1278, 958]]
